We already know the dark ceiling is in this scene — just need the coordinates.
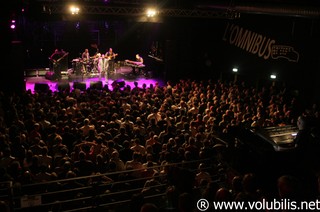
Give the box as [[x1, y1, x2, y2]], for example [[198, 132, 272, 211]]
[[26, 0, 320, 8], [9, 0, 320, 19], [196, 0, 320, 18]]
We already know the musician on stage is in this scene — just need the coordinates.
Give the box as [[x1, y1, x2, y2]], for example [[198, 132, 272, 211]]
[[81, 48, 91, 74], [98, 54, 109, 81], [105, 48, 118, 74], [125, 53, 145, 75], [134, 54, 144, 75], [135, 54, 144, 64], [49, 48, 68, 80], [92, 53, 101, 73], [91, 43, 101, 67]]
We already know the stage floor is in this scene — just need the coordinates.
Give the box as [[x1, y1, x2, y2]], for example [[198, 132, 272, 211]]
[[25, 67, 165, 93]]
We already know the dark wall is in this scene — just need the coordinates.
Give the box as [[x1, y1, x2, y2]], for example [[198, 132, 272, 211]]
[[160, 14, 320, 103], [2, 1, 25, 93]]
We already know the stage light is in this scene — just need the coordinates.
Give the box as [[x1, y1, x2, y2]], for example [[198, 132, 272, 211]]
[[270, 74, 277, 79], [10, 20, 16, 30], [232, 68, 238, 82], [69, 5, 80, 15], [146, 8, 157, 17], [270, 74, 277, 86]]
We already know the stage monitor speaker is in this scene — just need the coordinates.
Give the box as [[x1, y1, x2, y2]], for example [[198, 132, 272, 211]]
[[57, 82, 70, 92], [111, 80, 125, 88], [90, 81, 103, 90], [73, 82, 86, 91], [34, 83, 49, 93]]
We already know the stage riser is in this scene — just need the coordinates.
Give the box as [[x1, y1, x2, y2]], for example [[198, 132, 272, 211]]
[[25, 65, 151, 80]]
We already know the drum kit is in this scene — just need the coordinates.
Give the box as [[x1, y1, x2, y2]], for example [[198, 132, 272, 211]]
[[71, 54, 101, 76], [71, 53, 128, 77]]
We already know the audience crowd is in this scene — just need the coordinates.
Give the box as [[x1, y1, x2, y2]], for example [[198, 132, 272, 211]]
[[0, 78, 320, 211]]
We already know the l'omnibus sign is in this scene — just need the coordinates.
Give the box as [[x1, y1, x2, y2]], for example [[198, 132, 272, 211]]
[[223, 23, 299, 62]]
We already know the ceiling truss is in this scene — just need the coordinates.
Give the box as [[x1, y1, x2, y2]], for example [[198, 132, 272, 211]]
[[41, 4, 234, 19]]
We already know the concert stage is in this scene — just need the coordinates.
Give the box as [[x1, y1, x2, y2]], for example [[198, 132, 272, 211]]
[[25, 66, 165, 93]]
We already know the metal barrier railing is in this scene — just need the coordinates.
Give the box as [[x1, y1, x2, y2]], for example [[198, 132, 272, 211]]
[[1, 157, 224, 211]]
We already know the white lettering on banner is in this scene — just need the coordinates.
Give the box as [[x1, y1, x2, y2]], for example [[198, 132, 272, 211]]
[[223, 22, 299, 62], [204, 199, 320, 211]]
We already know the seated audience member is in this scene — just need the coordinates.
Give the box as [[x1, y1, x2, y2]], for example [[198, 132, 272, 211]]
[[195, 163, 212, 187], [74, 151, 95, 177], [125, 152, 144, 178]]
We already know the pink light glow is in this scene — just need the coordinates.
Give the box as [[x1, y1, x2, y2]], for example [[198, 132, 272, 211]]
[[25, 75, 164, 94]]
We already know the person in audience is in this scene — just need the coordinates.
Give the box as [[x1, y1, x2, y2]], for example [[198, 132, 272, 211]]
[[140, 203, 159, 212], [194, 162, 212, 187], [277, 175, 302, 201], [109, 150, 125, 172], [125, 152, 144, 178], [73, 151, 95, 177], [119, 140, 134, 163], [1, 77, 320, 211], [130, 138, 146, 156]]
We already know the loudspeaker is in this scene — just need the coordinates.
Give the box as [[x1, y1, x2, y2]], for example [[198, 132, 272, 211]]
[[34, 83, 49, 93], [111, 80, 125, 88], [90, 81, 103, 90], [73, 82, 86, 91], [45, 71, 56, 80], [57, 82, 70, 92]]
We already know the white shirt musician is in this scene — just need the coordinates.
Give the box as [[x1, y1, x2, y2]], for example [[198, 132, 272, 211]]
[[91, 53, 101, 73], [98, 54, 109, 81]]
